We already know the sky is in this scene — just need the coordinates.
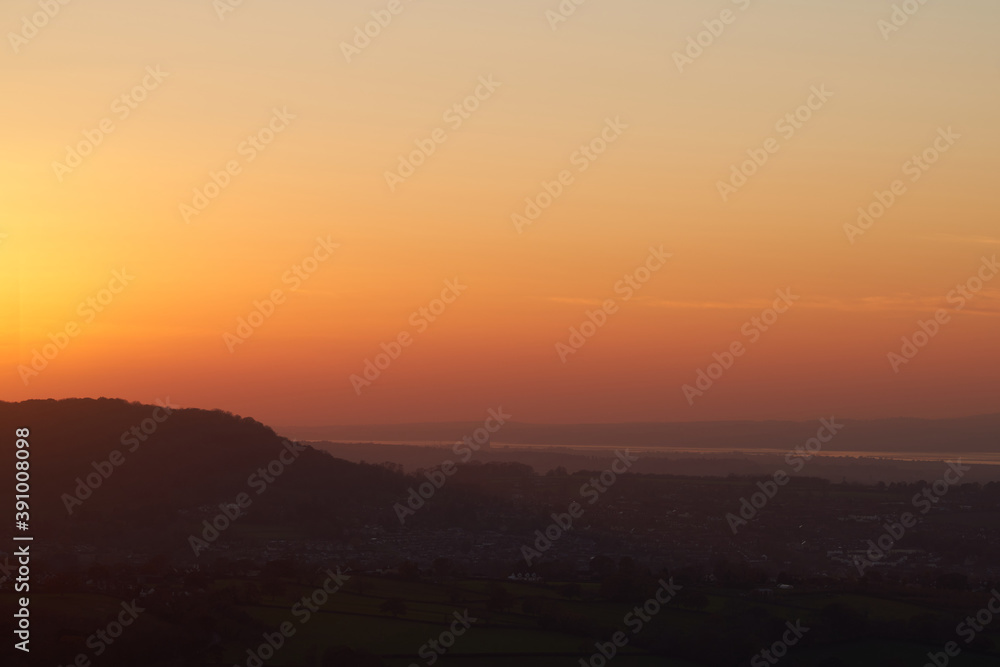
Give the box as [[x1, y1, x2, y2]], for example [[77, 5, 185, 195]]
[[2, 0, 999, 427]]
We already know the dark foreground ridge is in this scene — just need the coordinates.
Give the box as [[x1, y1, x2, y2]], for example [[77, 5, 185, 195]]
[[0, 398, 998, 666]]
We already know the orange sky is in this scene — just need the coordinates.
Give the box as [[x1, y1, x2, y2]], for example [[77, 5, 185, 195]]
[[2, 0, 998, 426]]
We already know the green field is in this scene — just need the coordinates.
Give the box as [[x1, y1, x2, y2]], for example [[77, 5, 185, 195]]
[[6, 576, 999, 666]]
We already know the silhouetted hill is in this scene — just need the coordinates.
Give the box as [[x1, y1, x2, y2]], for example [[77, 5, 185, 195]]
[[0, 398, 408, 552]]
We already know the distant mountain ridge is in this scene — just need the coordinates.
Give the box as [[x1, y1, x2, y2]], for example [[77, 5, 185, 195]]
[[279, 413, 1000, 453]]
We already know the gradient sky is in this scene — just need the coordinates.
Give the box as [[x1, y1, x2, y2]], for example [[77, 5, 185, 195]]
[[2, 0, 998, 426]]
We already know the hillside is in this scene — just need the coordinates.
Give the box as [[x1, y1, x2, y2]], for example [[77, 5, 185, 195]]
[[0, 398, 408, 552]]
